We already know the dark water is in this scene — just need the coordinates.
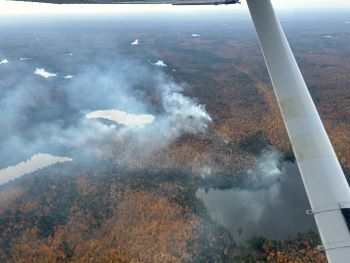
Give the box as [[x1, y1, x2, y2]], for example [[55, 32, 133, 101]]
[[196, 163, 317, 242]]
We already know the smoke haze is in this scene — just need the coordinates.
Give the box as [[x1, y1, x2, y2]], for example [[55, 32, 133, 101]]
[[0, 18, 211, 181]]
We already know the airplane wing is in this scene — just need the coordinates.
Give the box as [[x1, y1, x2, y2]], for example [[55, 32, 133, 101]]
[[10, 0, 240, 4]]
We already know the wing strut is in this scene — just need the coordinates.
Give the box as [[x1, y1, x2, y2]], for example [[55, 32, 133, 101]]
[[247, 0, 350, 261]]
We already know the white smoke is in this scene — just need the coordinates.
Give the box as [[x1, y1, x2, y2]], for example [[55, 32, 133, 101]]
[[197, 161, 315, 242], [161, 83, 212, 134], [75, 79, 213, 160], [248, 149, 282, 186], [0, 41, 212, 171], [198, 166, 213, 179]]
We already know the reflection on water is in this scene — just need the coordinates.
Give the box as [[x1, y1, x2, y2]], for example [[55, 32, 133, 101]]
[[0, 153, 72, 185], [196, 163, 316, 242]]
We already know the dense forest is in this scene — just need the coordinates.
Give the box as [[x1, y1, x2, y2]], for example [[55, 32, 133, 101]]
[[0, 163, 327, 262], [1, 13, 349, 262]]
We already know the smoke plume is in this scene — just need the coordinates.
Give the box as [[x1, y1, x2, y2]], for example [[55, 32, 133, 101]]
[[0, 40, 211, 175], [197, 150, 316, 242]]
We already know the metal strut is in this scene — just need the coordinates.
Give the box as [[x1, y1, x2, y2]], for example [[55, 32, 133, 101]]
[[246, 0, 350, 262]]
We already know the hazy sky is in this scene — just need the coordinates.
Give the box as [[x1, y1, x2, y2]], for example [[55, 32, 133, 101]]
[[0, 0, 349, 15]]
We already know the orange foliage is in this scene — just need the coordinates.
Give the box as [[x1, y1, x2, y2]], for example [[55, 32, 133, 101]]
[[9, 188, 199, 263]]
